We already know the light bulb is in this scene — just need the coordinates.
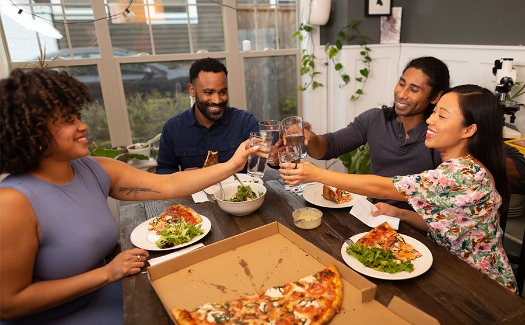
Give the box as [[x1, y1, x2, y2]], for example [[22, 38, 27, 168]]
[[125, 9, 135, 20]]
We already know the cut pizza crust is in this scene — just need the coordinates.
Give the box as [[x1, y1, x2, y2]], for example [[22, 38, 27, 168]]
[[148, 203, 203, 234], [171, 264, 343, 325], [202, 151, 219, 168], [322, 184, 352, 204], [356, 222, 422, 262]]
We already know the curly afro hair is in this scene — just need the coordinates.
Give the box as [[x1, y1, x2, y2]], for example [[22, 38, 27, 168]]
[[1, 68, 93, 174]]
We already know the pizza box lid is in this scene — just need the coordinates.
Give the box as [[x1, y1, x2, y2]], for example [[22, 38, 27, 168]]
[[147, 222, 439, 325]]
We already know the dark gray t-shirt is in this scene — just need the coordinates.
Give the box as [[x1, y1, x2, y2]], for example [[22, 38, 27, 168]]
[[322, 108, 440, 209]]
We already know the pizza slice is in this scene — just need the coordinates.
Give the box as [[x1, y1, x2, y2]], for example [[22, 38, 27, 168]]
[[356, 222, 422, 262], [322, 184, 352, 204], [148, 203, 203, 234], [171, 264, 343, 325], [203, 150, 219, 168]]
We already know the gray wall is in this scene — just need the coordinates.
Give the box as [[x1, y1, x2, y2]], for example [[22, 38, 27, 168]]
[[321, 0, 525, 46]]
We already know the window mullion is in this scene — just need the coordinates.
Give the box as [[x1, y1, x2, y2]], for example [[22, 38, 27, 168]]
[[92, 0, 133, 147]]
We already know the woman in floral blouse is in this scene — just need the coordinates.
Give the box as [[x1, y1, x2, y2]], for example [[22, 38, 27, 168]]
[[281, 84, 517, 293]]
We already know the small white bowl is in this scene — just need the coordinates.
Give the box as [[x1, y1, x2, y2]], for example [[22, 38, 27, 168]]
[[293, 207, 323, 229], [214, 183, 266, 216], [126, 143, 150, 157]]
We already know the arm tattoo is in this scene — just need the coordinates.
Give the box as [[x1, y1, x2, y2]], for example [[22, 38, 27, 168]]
[[119, 187, 161, 198]]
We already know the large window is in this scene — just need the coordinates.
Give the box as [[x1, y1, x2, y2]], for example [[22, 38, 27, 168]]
[[1, 0, 300, 150]]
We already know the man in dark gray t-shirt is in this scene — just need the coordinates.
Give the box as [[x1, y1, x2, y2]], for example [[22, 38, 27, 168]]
[[304, 56, 525, 210]]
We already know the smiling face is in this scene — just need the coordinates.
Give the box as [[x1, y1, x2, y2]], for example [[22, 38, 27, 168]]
[[189, 71, 228, 126], [393, 68, 440, 118], [425, 92, 476, 160], [45, 108, 90, 161]]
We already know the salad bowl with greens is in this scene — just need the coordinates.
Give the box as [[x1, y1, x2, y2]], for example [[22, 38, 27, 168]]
[[214, 183, 267, 216]]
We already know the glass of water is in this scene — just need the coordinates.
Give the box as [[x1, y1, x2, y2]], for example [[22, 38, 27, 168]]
[[259, 120, 281, 165], [247, 132, 271, 178], [281, 116, 306, 159], [278, 145, 303, 192]]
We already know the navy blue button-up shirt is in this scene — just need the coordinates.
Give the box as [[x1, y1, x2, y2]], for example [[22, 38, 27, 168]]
[[156, 105, 259, 174]]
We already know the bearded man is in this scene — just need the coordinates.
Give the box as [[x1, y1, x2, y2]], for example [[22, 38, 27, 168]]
[[156, 58, 259, 174]]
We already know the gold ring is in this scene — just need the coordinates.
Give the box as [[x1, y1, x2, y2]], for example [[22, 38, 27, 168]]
[[294, 162, 298, 169], [137, 255, 142, 262]]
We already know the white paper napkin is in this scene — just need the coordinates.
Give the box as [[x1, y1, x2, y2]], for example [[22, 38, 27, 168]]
[[148, 243, 204, 266], [191, 191, 209, 203], [350, 196, 400, 230]]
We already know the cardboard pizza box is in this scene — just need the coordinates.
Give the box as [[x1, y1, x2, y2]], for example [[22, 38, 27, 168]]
[[148, 222, 439, 325]]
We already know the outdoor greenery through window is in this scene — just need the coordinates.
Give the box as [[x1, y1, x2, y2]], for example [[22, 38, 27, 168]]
[[1, 0, 300, 153]]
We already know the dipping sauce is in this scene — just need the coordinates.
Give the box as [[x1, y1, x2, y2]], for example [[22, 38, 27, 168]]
[[293, 207, 322, 229]]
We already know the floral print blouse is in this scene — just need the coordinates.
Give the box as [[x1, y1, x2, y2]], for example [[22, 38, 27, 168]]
[[393, 157, 517, 293]]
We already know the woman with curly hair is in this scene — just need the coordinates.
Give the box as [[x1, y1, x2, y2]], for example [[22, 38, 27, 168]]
[[0, 68, 261, 324], [281, 85, 518, 293]]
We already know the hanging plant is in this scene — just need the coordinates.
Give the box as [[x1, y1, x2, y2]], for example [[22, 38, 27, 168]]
[[324, 19, 371, 101], [293, 22, 323, 91], [293, 19, 372, 101]]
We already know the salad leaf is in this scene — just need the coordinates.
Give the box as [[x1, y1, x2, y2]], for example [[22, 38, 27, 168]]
[[346, 244, 414, 274], [155, 218, 204, 249], [227, 185, 259, 202]]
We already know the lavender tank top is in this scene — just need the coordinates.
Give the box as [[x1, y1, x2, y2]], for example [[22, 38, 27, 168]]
[[0, 157, 121, 324]]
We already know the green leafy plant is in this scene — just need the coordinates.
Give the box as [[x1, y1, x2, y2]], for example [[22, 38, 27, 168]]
[[293, 22, 323, 91], [338, 143, 370, 174], [293, 19, 371, 100], [324, 19, 371, 101], [90, 144, 149, 161]]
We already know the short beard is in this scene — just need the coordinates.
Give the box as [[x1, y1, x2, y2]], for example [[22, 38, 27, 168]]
[[194, 94, 226, 121]]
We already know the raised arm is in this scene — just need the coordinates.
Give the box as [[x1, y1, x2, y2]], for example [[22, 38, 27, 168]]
[[100, 139, 260, 201], [303, 129, 329, 159], [279, 161, 404, 201]]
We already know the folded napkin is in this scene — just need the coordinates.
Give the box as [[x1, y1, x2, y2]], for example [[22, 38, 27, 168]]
[[191, 191, 209, 203], [350, 196, 400, 230], [148, 243, 204, 266]]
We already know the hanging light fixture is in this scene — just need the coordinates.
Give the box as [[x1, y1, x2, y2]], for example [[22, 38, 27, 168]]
[[0, 3, 63, 39]]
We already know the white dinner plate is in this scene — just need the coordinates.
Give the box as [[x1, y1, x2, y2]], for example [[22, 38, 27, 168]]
[[302, 182, 364, 208], [203, 174, 264, 194], [341, 232, 433, 280], [130, 215, 211, 251]]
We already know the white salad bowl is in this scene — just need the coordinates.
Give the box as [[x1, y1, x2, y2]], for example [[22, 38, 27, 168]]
[[214, 183, 267, 216]]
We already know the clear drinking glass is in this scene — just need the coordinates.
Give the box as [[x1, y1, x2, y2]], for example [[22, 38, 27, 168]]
[[259, 120, 281, 165], [247, 132, 271, 178], [281, 116, 306, 159], [278, 145, 303, 192]]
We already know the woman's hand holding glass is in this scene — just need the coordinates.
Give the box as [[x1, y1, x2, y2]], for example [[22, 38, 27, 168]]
[[278, 145, 303, 192], [279, 160, 319, 186], [247, 132, 271, 178]]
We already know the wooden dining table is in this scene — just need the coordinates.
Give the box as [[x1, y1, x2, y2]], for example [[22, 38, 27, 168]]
[[118, 170, 525, 325]]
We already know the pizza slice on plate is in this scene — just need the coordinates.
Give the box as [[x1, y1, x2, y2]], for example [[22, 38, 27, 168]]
[[203, 151, 219, 168], [322, 184, 352, 204], [171, 264, 343, 325], [148, 203, 203, 234], [356, 222, 421, 262]]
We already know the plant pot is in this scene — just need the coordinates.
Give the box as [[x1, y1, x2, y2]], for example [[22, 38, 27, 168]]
[[304, 0, 331, 26], [112, 146, 128, 162]]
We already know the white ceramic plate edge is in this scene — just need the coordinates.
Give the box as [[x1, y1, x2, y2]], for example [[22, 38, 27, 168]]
[[130, 215, 211, 251], [340, 232, 433, 280], [302, 182, 363, 208]]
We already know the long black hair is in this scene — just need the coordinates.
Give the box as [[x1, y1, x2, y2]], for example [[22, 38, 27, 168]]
[[452, 84, 509, 215], [382, 56, 450, 120]]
